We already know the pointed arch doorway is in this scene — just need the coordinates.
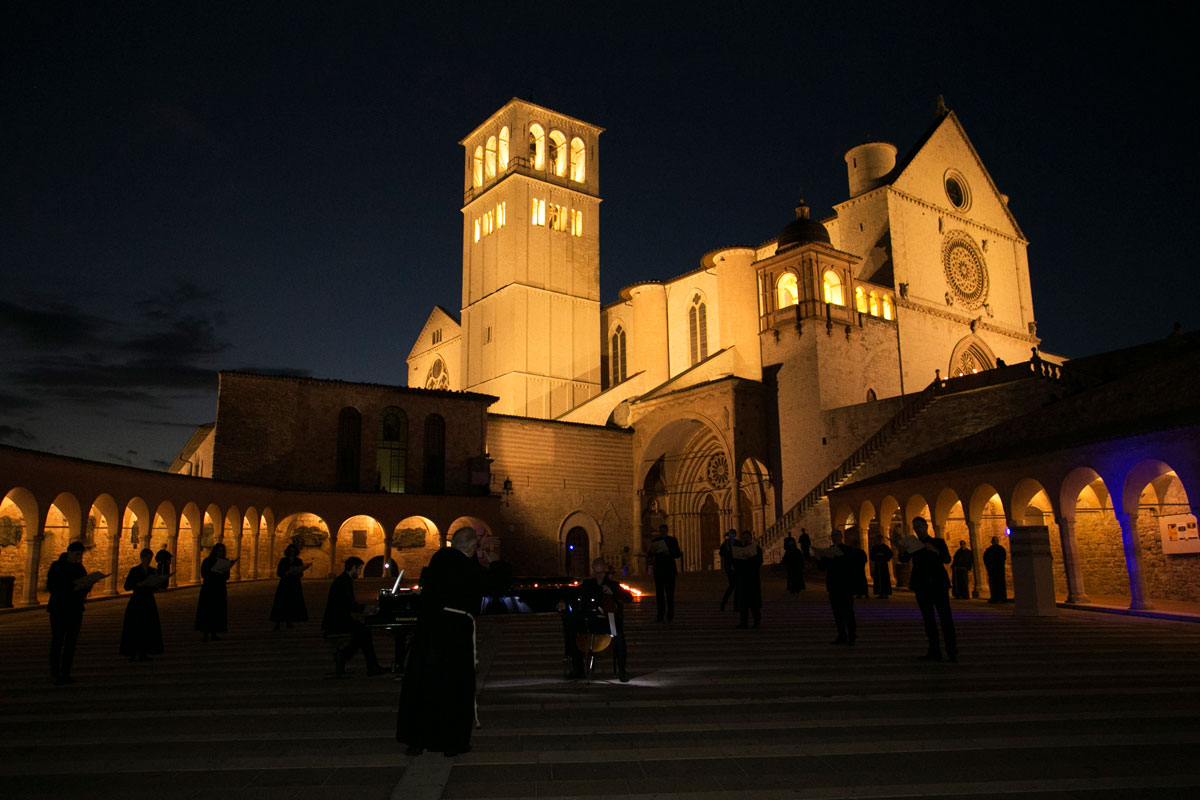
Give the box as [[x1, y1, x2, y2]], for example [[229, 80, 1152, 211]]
[[565, 527, 590, 577]]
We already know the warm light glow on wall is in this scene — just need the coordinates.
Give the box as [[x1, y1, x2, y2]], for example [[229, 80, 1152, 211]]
[[549, 130, 567, 176], [571, 209, 583, 237], [869, 291, 879, 316], [473, 219, 480, 242], [485, 136, 497, 179], [776, 272, 798, 309], [530, 197, 546, 226], [882, 294, 894, 320], [855, 286, 867, 313], [823, 270, 844, 306], [570, 137, 586, 182], [496, 201, 506, 228], [498, 126, 509, 169], [528, 124, 545, 169], [472, 146, 483, 187]]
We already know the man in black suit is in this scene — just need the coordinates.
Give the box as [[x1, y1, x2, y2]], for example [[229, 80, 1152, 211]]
[[819, 530, 867, 645], [899, 517, 958, 662], [983, 536, 1008, 603], [322, 556, 384, 677], [647, 524, 682, 622], [47, 541, 91, 685]]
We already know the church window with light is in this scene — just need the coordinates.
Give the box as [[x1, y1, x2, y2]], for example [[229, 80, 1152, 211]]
[[776, 272, 798, 309], [528, 124, 545, 169], [822, 270, 844, 306], [570, 137, 586, 182], [549, 130, 567, 176]]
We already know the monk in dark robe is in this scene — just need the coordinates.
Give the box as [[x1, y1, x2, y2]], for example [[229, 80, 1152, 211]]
[[732, 530, 763, 628], [195, 542, 231, 641], [47, 541, 91, 685], [270, 544, 309, 630], [398, 526, 490, 758], [951, 541, 973, 599], [781, 537, 806, 593], [869, 536, 893, 598], [120, 548, 164, 660], [983, 536, 1008, 603]]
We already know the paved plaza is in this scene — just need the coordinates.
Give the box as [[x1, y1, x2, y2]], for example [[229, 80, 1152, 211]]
[[3, 571, 1200, 799]]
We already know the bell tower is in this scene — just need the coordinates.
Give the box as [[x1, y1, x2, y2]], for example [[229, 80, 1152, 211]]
[[459, 99, 603, 418]]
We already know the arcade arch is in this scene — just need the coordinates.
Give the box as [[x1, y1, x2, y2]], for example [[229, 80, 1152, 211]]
[[391, 515, 440, 575], [278, 513, 332, 577]]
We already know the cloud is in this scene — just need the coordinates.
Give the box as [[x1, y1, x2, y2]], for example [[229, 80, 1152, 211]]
[[0, 425, 36, 446], [0, 299, 110, 348]]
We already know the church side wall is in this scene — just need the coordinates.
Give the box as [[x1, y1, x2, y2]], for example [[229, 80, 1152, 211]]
[[487, 415, 634, 575]]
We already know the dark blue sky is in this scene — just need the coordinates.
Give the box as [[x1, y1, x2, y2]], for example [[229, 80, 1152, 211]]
[[2, 2, 1194, 469]]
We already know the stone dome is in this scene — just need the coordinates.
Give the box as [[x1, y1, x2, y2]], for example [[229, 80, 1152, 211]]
[[776, 201, 829, 253]]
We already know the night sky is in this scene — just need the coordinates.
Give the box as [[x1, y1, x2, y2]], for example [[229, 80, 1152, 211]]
[[2, 2, 1194, 470]]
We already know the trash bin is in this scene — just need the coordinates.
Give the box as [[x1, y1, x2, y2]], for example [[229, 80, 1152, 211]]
[[0, 576, 14, 608]]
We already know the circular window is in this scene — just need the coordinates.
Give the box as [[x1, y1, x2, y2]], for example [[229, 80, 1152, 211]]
[[944, 170, 970, 210], [941, 231, 989, 309]]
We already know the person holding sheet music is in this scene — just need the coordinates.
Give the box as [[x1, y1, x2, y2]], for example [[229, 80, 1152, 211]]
[[195, 542, 234, 641], [270, 544, 310, 630], [47, 541, 104, 685], [120, 548, 165, 661]]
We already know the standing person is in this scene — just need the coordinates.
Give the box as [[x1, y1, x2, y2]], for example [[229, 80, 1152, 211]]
[[398, 527, 491, 758], [869, 535, 894, 598], [983, 536, 1008, 603], [154, 546, 173, 576], [322, 556, 385, 677], [270, 544, 309, 630], [819, 531, 867, 645], [558, 558, 632, 682], [718, 530, 737, 610], [899, 517, 957, 662], [647, 524, 682, 622], [797, 528, 812, 561], [195, 542, 232, 642], [47, 541, 96, 685], [732, 530, 763, 629], [951, 540, 973, 599], [781, 536, 806, 593], [120, 548, 165, 662]]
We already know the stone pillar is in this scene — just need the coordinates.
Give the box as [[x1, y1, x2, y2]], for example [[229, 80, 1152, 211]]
[[1055, 515, 1089, 603], [965, 519, 984, 599], [232, 518, 243, 581], [1009, 525, 1058, 617], [1116, 512, 1152, 610], [190, 531, 202, 585], [250, 517, 260, 579], [22, 529, 45, 606], [107, 520, 122, 596], [328, 529, 338, 579], [168, 530, 179, 588]]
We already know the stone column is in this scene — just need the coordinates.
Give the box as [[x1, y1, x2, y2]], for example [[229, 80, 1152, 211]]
[[190, 530, 202, 585], [107, 520, 122, 596], [232, 518, 244, 581], [1055, 515, 1089, 603], [1116, 512, 1152, 610], [328, 528, 338, 579], [965, 519, 984, 599], [168, 529, 180, 588], [250, 517, 260, 579], [22, 529, 45, 606]]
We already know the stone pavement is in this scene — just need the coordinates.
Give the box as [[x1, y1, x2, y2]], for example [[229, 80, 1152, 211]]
[[3, 571, 1200, 799]]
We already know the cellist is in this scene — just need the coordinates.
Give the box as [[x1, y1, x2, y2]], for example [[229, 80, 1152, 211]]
[[557, 558, 632, 682]]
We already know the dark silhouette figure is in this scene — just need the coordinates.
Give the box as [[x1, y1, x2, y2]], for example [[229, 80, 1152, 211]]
[[797, 528, 812, 561], [781, 537, 806, 592], [195, 542, 231, 641], [718, 529, 737, 610], [559, 558, 631, 681], [47, 541, 91, 685], [951, 541, 973, 599], [270, 544, 309, 629], [869, 536, 893, 598], [732, 530, 763, 629], [648, 524, 682, 622], [154, 547, 173, 576], [899, 517, 957, 662], [983, 536, 1008, 603], [820, 531, 867, 645], [322, 556, 384, 677], [398, 527, 490, 757], [120, 548, 164, 661]]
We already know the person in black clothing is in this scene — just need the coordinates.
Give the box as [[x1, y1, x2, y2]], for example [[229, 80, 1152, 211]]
[[195, 542, 231, 641], [781, 536, 806, 593], [559, 558, 632, 682], [819, 530, 867, 645], [951, 540, 973, 599], [983, 536, 1008, 603], [154, 546, 173, 577], [322, 556, 384, 677], [647, 524, 682, 622], [869, 535, 894, 598], [47, 541, 93, 685], [398, 526, 491, 758], [718, 530, 737, 610], [797, 528, 812, 561], [732, 530, 763, 629], [120, 548, 164, 661], [270, 544, 309, 630], [899, 517, 957, 662]]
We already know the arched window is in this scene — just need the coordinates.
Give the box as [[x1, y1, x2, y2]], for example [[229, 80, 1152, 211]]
[[866, 388, 877, 402], [611, 326, 627, 384], [776, 272, 798, 309], [528, 123, 545, 169], [423, 415, 446, 495], [822, 270, 844, 306], [376, 407, 407, 494], [472, 146, 483, 188], [484, 136, 497, 179], [882, 294, 894, 320], [855, 286, 868, 313], [869, 291, 879, 316], [548, 130, 567, 176], [688, 294, 708, 365], [569, 136, 586, 182], [336, 407, 362, 492], [498, 126, 509, 169], [425, 358, 449, 390]]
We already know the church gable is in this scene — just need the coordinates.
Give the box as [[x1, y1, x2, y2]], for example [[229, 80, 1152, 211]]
[[889, 112, 1024, 242], [406, 305, 461, 361]]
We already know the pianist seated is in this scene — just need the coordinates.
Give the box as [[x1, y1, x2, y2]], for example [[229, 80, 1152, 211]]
[[322, 556, 386, 678], [556, 558, 631, 682]]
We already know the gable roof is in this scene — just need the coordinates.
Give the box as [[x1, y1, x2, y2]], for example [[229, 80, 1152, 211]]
[[407, 305, 462, 361]]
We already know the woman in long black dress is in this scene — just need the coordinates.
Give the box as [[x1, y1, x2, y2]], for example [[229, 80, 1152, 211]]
[[270, 544, 309, 630], [121, 548, 164, 661], [195, 542, 230, 642]]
